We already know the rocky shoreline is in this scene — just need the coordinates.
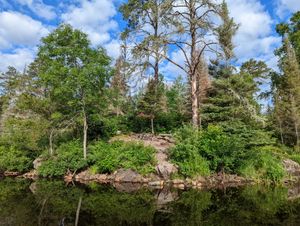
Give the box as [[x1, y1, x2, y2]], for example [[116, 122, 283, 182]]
[[2, 134, 300, 190]]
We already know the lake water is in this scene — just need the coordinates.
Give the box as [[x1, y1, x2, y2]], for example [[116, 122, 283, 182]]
[[1, 178, 300, 226]]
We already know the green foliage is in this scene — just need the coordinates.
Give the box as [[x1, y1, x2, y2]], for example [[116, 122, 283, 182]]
[[171, 125, 286, 182], [0, 146, 32, 172], [239, 147, 286, 183], [38, 140, 87, 177], [171, 125, 243, 177], [88, 140, 156, 175], [171, 143, 210, 177]]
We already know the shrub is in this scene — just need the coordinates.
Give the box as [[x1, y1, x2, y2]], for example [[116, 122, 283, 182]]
[[0, 146, 32, 172], [171, 125, 244, 177], [38, 140, 87, 177], [171, 143, 210, 177], [197, 125, 245, 173], [89, 141, 156, 175], [239, 148, 286, 183]]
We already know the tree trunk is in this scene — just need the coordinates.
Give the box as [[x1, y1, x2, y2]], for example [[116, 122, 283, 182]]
[[151, 117, 154, 134], [295, 121, 299, 151], [278, 119, 284, 145], [49, 129, 54, 156], [75, 197, 82, 226], [191, 72, 199, 127], [83, 112, 88, 160], [190, 0, 199, 127]]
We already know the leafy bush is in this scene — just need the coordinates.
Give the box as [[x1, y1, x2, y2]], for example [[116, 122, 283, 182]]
[[239, 148, 286, 183], [0, 146, 32, 172], [89, 141, 156, 175], [171, 125, 244, 177], [197, 125, 245, 172], [38, 140, 87, 177], [171, 125, 286, 182], [171, 143, 210, 177]]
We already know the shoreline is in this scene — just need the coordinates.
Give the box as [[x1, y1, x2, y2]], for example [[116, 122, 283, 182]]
[[2, 168, 299, 191]]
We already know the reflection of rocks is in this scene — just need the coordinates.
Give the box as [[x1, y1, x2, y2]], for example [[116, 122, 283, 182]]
[[114, 169, 143, 183], [29, 182, 37, 194], [283, 159, 300, 177], [155, 187, 178, 208], [114, 182, 143, 193]]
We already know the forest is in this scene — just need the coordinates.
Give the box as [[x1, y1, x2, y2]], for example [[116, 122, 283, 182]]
[[0, 0, 299, 184]]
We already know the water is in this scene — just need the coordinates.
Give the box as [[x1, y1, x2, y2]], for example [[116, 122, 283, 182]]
[[1, 178, 300, 226]]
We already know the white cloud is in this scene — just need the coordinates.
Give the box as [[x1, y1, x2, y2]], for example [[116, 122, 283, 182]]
[[227, 0, 281, 69], [0, 11, 49, 49], [104, 39, 121, 60], [276, 0, 300, 18], [0, 48, 35, 71], [15, 0, 56, 20], [61, 0, 118, 47]]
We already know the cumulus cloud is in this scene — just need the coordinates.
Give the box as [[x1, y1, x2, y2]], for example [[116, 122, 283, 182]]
[[0, 48, 35, 71], [276, 0, 300, 18], [15, 0, 56, 20], [0, 11, 49, 49], [227, 0, 281, 69], [61, 0, 119, 47], [104, 39, 121, 60]]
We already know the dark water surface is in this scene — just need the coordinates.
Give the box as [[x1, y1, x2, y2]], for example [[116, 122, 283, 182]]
[[1, 178, 300, 226]]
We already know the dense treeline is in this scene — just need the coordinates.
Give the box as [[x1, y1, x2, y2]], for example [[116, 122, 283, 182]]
[[0, 1, 299, 183]]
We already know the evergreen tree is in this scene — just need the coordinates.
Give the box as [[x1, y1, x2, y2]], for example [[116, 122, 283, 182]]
[[137, 76, 166, 133]]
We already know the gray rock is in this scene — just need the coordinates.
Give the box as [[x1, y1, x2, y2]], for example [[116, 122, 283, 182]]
[[156, 162, 178, 179], [114, 169, 143, 183], [149, 181, 164, 187], [33, 156, 44, 170], [283, 159, 300, 176]]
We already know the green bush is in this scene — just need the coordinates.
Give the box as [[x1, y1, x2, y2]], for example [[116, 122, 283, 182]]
[[171, 143, 210, 177], [239, 148, 286, 183], [197, 125, 245, 173], [0, 146, 32, 172], [89, 141, 156, 175], [290, 154, 300, 165], [38, 140, 87, 177], [171, 125, 244, 177]]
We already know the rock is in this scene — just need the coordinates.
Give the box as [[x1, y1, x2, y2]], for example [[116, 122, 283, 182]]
[[156, 162, 177, 179], [22, 170, 38, 179], [149, 181, 164, 187], [114, 169, 143, 183], [283, 159, 300, 176], [173, 183, 185, 189], [4, 171, 20, 176], [33, 156, 44, 170], [196, 176, 207, 183], [172, 179, 184, 185], [75, 170, 108, 183]]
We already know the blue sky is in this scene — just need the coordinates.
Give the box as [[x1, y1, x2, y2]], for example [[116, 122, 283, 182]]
[[0, 0, 299, 78]]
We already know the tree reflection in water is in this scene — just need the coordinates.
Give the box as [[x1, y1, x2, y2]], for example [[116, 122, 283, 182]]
[[1, 178, 300, 226]]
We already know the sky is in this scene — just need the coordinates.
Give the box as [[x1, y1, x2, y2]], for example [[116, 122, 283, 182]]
[[0, 0, 300, 79]]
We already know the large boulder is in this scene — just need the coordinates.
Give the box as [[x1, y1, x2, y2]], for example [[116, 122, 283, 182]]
[[33, 156, 44, 170], [283, 159, 300, 176], [156, 161, 177, 179], [114, 169, 143, 183]]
